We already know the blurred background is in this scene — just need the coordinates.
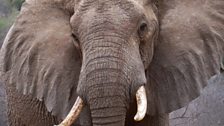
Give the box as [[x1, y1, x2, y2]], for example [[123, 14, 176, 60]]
[[0, 0, 223, 125], [0, 0, 24, 46]]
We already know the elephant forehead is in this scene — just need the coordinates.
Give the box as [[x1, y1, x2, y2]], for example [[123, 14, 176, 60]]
[[75, 0, 143, 20], [81, 8, 135, 27]]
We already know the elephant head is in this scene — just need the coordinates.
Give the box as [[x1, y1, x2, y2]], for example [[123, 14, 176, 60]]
[[0, 0, 223, 126]]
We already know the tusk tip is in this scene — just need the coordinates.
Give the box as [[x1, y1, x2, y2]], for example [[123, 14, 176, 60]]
[[134, 114, 144, 121], [134, 115, 142, 121]]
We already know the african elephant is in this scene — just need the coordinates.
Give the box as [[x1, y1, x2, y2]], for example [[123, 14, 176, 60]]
[[0, 0, 224, 126]]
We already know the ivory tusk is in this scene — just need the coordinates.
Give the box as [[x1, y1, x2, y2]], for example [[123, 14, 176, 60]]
[[134, 86, 147, 121], [55, 96, 84, 126]]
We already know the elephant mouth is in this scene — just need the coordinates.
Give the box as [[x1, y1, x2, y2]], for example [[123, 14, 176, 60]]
[[55, 86, 147, 126]]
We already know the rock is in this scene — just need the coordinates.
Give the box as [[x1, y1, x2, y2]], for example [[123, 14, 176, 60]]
[[170, 73, 224, 126]]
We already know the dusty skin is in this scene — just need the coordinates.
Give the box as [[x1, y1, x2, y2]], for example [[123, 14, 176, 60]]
[[0, 0, 223, 126]]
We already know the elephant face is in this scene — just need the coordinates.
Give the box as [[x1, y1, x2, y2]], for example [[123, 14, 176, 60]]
[[69, 1, 158, 125], [71, 0, 158, 98], [0, 0, 223, 126]]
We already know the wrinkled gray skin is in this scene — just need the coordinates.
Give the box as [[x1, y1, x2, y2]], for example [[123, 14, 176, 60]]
[[0, 0, 224, 126]]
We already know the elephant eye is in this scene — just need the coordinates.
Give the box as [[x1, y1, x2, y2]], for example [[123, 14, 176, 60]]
[[138, 21, 149, 40], [140, 23, 148, 32]]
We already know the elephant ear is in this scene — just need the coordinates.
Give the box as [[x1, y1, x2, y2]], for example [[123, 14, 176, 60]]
[[146, 0, 224, 115], [0, 2, 81, 119]]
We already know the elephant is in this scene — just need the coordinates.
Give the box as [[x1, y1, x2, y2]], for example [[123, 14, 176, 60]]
[[0, 0, 224, 126]]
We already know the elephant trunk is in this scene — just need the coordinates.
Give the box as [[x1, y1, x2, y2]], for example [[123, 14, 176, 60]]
[[77, 34, 131, 125], [84, 56, 129, 126], [89, 94, 127, 126], [87, 75, 128, 126]]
